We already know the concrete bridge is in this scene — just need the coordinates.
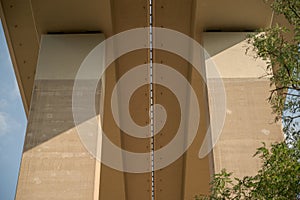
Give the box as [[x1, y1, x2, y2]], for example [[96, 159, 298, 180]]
[[0, 0, 283, 199]]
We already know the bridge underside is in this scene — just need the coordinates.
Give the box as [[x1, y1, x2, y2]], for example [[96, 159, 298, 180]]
[[0, 1, 283, 200]]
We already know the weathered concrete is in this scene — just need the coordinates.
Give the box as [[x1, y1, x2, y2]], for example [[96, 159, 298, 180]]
[[203, 32, 283, 178], [16, 35, 103, 200]]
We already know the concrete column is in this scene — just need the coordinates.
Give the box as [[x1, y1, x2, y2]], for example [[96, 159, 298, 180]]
[[16, 34, 104, 200], [203, 32, 283, 178]]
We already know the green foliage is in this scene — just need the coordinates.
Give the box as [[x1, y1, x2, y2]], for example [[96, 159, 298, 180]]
[[270, 0, 300, 31], [195, 140, 300, 200], [247, 0, 300, 130], [195, 0, 300, 199]]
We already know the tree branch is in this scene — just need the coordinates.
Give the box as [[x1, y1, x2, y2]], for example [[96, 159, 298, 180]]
[[283, 92, 300, 97], [283, 115, 300, 121], [270, 86, 300, 93], [287, 0, 300, 21]]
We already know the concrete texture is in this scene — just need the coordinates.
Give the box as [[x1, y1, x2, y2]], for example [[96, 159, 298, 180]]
[[203, 32, 283, 178], [213, 79, 283, 178], [15, 80, 100, 200], [16, 35, 103, 200]]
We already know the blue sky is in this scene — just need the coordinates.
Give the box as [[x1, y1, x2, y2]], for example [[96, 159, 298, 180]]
[[0, 21, 27, 200]]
